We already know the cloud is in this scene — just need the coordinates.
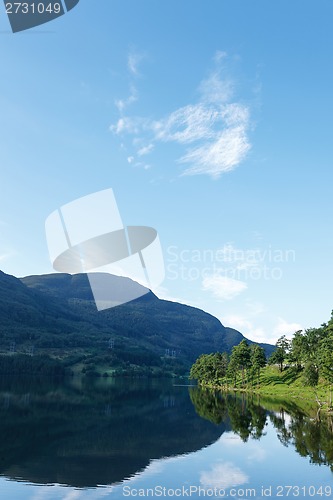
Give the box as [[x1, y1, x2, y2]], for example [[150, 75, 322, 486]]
[[63, 491, 82, 500], [247, 447, 267, 462], [154, 285, 194, 307], [113, 54, 140, 117], [31, 487, 83, 500], [110, 116, 148, 135], [127, 50, 145, 76], [110, 52, 253, 179], [216, 243, 260, 265], [223, 312, 303, 345], [245, 299, 265, 316], [222, 314, 267, 343], [115, 85, 138, 112], [200, 462, 249, 490], [218, 432, 244, 446], [180, 122, 250, 179], [273, 317, 303, 340], [202, 275, 247, 300], [137, 143, 154, 156], [199, 70, 234, 104], [152, 104, 220, 143], [32, 487, 117, 500]]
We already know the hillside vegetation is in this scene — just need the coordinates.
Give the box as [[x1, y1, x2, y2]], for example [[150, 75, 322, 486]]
[[190, 311, 333, 410], [0, 271, 274, 377]]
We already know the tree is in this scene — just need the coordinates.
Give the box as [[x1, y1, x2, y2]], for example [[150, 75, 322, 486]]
[[300, 327, 324, 366], [190, 352, 229, 385], [229, 340, 251, 387], [303, 362, 319, 387], [289, 330, 304, 370], [269, 347, 285, 372], [318, 334, 333, 407], [269, 335, 290, 372], [250, 344, 266, 386], [226, 356, 238, 387]]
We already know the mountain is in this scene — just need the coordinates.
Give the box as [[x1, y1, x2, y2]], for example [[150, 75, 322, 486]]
[[224, 327, 274, 359], [0, 270, 274, 375]]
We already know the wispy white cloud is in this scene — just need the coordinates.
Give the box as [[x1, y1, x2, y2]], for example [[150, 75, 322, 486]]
[[110, 116, 148, 135], [110, 52, 253, 179], [111, 51, 144, 118], [200, 462, 249, 490], [180, 122, 250, 179], [245, 299, 265, 316], [115, 85, 138, 112], [199, 70, 234, 104], [152, 104, 220, 144], [63, 491, 82, 500], [30, 487, 82, 500], [137, 143, 154, 156], [218, 432, 244, 446], [153, 285, 198, 308], [222, 311, 302, 345], [31, 486, 114, 500], [247, 447, 267, 462], [222, 314, 267, 344], [273, 317, 303, 340], [202, 275, 247, 300], [214, 50, 228, 64], [215, 242, 260, 265], [127, 50, 146, 76]]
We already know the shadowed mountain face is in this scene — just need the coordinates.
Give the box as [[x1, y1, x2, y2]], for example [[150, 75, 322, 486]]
[[0, 377, 226, 487], [0, 271, 274, 368]]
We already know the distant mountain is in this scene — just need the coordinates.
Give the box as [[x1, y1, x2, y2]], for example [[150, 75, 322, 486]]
[[224, 327, 274, 359], [0, 271, 274, 375]]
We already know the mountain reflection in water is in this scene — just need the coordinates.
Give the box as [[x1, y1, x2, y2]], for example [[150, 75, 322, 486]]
[[0, 377, 224, 487], [1, 376, 333, 491]]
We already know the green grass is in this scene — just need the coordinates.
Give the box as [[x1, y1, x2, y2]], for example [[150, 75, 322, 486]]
[[211, 366, 333, 414]]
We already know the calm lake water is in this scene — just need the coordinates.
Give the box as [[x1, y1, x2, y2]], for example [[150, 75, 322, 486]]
[[0, 377, 333, 499]]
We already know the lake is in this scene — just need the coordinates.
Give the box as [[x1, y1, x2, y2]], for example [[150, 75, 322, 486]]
[[0, 376, 332, 499]]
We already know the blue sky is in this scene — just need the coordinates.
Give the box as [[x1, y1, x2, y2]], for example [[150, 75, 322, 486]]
[[1, 0, 333, 344]]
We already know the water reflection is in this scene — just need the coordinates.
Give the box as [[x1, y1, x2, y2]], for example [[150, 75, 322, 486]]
[[190, 387, 333, 470], [0, 377, 224, 487], [190, 389, 267, 440], [272, 409, 333, 469], [1, 377, 333, 492]]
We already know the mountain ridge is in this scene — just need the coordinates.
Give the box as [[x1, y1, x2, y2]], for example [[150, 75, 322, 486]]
[[0, 270, 274, 375]]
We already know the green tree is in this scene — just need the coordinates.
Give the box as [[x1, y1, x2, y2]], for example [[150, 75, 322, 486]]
[[190, 352, 228, 385], [303, 362, 319, 387], [289, 330, 304, 370], [250, 344, 266, 385], [318, 334, 333, 407], [300, 327, 324, 366], [269, 335, 290, 372], [226, 356, 238, 387], [229, 340, 251, 387]]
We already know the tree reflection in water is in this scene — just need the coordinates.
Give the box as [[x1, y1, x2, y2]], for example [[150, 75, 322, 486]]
[[189, 386, 333, 470]]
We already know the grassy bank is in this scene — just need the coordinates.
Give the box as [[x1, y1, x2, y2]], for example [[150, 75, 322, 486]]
[[201, 365, 333, 413]]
